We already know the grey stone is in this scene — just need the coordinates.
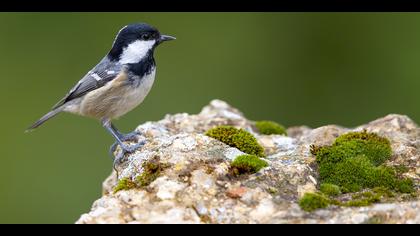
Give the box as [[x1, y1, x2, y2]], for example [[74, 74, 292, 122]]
[[76, 100, 420, 224]]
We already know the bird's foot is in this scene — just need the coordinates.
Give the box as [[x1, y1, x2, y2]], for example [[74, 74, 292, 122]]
[[121, 130, 142, 142], [112, 140, 146, 178], [108, 130, 143, 158], [109, 130, 145, 178]]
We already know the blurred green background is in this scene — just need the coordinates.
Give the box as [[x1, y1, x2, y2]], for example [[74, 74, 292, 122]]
[[0, 13, 419, 223]]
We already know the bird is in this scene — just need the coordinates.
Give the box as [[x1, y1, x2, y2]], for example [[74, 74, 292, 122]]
[[26, 23, 175, 168]]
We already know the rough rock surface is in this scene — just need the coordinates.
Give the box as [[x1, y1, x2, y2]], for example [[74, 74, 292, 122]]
[[76, 100, 419, 224]]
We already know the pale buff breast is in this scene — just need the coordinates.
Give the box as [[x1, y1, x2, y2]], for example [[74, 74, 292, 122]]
[[79, 69, 156, 119]]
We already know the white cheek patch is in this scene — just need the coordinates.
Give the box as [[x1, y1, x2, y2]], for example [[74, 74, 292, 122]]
[[119, 40, 155, 64]]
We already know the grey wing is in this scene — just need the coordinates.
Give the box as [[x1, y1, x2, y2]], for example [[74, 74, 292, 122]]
[[52, 58, 123, 109]]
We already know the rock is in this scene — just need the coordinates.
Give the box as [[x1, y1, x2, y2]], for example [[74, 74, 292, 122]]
[[226, 186, 248, 199], [76, 99, 420, 224]]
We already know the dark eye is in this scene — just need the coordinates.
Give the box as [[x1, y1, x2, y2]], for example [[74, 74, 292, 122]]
[[141, 33, 151, 40]]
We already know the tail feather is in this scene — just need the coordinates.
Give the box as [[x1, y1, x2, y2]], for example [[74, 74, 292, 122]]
[[26, 108, 63, 132]]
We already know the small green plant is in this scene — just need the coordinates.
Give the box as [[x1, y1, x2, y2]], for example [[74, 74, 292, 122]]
[[396, 178, 415, 193], [137, 156, 166, 187], [113, 178, 137, 193], [299, 185, 410, 211], [298, 193, 330, 212], [320, 183, 341, 196], [299, 187, 396, 211], [344, 191, 382, 207], [113, 156, 168, 193], [255, 120, 287, 135], [340, 187, 395, 207], [230, 154, 268, 175], [205, 126, 265, 157]]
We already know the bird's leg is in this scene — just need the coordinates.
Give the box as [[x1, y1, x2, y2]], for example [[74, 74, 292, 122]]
[[102, 118, 146, 167], [108, 123, 125, 157], [111, 123, 142, 142], [108, 122, 144, 156], [110, 123, 124, 140]]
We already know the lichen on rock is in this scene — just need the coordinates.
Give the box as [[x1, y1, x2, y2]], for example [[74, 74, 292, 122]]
[[76, 100, 420, 224]]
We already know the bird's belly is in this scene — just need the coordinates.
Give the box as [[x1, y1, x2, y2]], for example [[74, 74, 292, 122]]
[[112, 73, 156, 118], [79, 70, 156, 119]]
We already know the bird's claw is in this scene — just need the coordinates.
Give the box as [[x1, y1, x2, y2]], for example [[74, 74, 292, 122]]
[[109, 142, 119, 159], [121, 130, 142, 142], [108, 130, 143, 158], [110, 141, 146, 161], [109, 131, 146, 179]]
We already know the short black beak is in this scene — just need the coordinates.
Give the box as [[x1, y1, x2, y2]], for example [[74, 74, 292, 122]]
[[159, 35, 176, 43]]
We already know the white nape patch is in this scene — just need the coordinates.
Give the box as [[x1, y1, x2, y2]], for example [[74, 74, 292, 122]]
[[119, 40, 155, 64], [91, 73, 102, 81]]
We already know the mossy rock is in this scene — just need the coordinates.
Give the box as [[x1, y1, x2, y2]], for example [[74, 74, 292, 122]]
[[299, 187, 398, 211], [113, 178, 137, 193], [298, 193, 330, 212], [341, 187, 395, 207], [255, 120, 287, 135], [230, 154, 268, 175], [113, 156, 168, 193], [205, 126, 265, 157], [137, 156, 167, 187], [312, 130, 413, 194]]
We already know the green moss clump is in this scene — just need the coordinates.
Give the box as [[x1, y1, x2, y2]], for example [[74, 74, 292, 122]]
[[230, 154, 268, 175], [113, 178, 137, 193], [344, 190, 382, 207], [319, 156, 403, 192], [314, 130, 392, 166], [113, 157, 168, 193], [267, 187, 278, 194], [312, 130, 413, 194], [344, 198, 378, 207], [332, 130, 392, 166], [371, 186, 396, 198], [255, 120, 287, 135], [137, 156, 166, 187], [341, 187, 395, 207], [396, 178, 414, 193], [298, 193, 330, 212], [205, 126, 265, 157], [320, 183, 341, 196], [303, 187, 403, 209]]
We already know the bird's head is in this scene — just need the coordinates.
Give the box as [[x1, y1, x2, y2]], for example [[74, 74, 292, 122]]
[[108, 23, 175, 64]]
